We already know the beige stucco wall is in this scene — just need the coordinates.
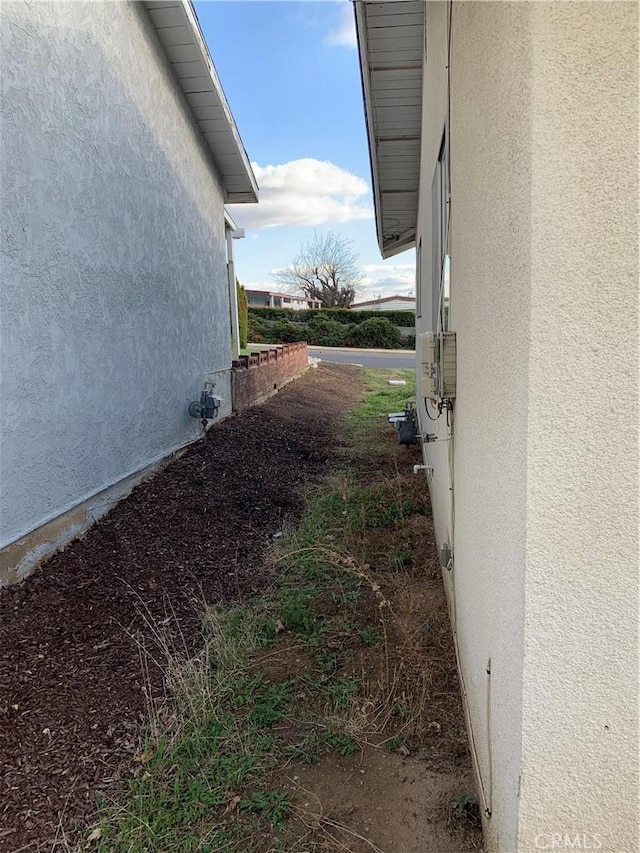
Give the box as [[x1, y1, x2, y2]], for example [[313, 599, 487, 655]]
[[520, 3, 638, 850], [417, 4, 530, 843], [448, 3, 533, 847], [417, 2, 639, 851]]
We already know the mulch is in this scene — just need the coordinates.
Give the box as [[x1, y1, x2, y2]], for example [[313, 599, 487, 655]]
[[0, 364, 365, 853]]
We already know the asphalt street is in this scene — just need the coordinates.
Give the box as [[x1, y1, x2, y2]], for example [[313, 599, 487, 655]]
[[307, 347, 416, 369]]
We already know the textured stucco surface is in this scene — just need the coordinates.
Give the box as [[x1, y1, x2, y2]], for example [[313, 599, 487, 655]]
[[417, 5, 531, 846], [520, 3, 638, 850], [1, 1, 236, 564], [449, 4, 532, 848], [416, 2, 639, 851]]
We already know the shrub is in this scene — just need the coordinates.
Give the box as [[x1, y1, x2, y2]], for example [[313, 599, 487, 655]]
[[236, 281, 248, 349], [246, 307, 413, 348], [248, 307, 414, 327], [347, 317, 402, 349], [247, 314, 266, 340], [271, 321, 303, 343], [249, 306, 300, 322], [307, 316, 348, 347]]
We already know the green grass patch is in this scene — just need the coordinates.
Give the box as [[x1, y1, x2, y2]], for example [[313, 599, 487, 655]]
[[324, 732, 360, 757], [249, 682, 293, 728], [347, 368, 415, 425]]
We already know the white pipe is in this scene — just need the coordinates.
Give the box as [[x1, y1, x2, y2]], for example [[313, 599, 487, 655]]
[[226, 225, 240, 360]]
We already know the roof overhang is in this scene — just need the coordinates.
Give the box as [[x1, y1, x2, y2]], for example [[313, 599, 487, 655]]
[[354, 0, 424, 258], [143, 0, 258, 204], [224, 209, 238, 230]]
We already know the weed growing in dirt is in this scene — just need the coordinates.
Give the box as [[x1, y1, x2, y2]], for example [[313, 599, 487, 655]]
[[358, 625, 382, 647], [241, 789, 292, 827], [91, 368, 480, 853]]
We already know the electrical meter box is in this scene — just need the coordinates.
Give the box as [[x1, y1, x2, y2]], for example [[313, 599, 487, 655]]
[[418, 331, 457, 400], [419, 332, 438, 398]]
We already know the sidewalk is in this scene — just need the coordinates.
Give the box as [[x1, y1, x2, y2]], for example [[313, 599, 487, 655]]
[[248, 342, 416, 355]]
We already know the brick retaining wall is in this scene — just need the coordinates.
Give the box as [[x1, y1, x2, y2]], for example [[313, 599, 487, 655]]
[[231, 342, 309, 414]]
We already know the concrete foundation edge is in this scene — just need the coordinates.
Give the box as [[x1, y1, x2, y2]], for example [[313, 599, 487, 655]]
[[0, 441, 195, 587]]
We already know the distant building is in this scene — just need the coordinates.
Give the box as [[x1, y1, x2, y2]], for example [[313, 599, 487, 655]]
[[350, 295, 416, 312], [246, 290, 321, 310]]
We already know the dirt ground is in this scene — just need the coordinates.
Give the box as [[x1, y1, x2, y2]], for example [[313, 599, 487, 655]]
[[0, 365, 364, 852], [0, 363, 482, 853], [287, 748, 476, 853]]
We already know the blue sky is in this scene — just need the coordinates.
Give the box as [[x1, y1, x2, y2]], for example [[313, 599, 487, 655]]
[[193, 0, 416, 300]]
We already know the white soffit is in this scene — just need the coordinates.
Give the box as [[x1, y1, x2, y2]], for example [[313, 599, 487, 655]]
[[354, 0, 424, 258], [143, 0, 258, 204]]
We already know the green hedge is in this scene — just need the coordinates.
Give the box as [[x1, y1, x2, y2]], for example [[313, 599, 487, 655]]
[[248, 306, 415, 327], [248, 308, 415, 350]]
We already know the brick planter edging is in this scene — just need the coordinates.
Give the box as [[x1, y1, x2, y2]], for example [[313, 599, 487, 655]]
[[231, 342, 309, 414]]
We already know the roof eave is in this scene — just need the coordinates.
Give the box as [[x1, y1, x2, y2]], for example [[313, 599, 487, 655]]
[[144, 0, 258, 204], [354, 1, 424, 259], [354, 1, 386, 256], [381, 227, 417, 258]]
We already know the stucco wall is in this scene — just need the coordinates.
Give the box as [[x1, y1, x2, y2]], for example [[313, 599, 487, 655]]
[[520, 3, 638, 850], [418, 2, 638, 851], [445, 3, 532, 848], [0, 1, 235, 575], [416, 7, 524, 835]]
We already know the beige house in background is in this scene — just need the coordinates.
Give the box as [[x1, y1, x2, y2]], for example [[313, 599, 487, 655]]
[[356, 2, 638, 852], [351, 294, 416, 311]]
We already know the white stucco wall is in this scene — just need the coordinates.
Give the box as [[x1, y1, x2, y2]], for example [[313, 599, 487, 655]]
[[0, 1, 235, 571], [417, 2, 638, 851]]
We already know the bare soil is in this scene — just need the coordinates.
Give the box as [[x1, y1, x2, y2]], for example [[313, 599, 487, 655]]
[[287, 748, 477, 853]]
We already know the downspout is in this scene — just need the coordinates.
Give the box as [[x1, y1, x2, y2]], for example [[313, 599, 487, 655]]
[[224, 211, 244, 361]]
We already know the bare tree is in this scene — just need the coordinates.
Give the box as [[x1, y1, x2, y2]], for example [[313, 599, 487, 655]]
[[272, 231, 362, 308]]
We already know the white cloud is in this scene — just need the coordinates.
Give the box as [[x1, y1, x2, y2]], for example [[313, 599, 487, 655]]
[[360, 262, 416, 300], [242, 281, 273, 291], [228, 159, 373, 230], [362, 263, 415, 276], [325, 3, 357, 49]]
